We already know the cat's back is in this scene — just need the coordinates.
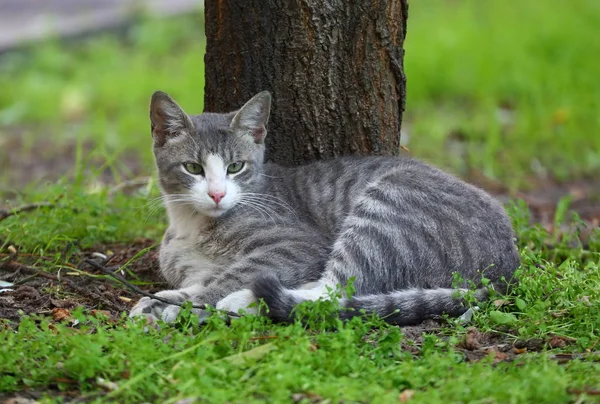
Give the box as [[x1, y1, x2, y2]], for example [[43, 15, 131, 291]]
[[263, 154, 496, 207], [262, 155, 511, 234]]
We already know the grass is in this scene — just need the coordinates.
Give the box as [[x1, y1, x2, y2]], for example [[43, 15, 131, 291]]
[[0, 13, 205, 167], [1, 0, 600, 402], [1, 210, 599, 403], [405, 0, 600, 188]]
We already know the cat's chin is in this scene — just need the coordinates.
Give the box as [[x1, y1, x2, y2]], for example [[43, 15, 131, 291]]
[[202, 206, 230, 218]]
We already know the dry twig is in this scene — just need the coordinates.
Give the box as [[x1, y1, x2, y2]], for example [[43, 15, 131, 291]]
[[567, 387, 600, 396], [0, 202, 54, 222]]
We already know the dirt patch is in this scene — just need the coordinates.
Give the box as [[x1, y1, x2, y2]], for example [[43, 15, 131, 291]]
[[453, 327, 584, 365], [0, 239, 164, 322], [399, 323, 580, 365]]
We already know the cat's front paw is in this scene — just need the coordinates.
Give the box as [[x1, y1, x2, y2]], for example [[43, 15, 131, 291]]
[[129, 290, 206, 323]]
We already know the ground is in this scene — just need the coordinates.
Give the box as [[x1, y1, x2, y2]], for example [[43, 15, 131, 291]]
[[1, 1, 600, 403]]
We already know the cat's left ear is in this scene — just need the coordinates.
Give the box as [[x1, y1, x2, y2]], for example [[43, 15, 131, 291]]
[[230, 91, 271, 144]]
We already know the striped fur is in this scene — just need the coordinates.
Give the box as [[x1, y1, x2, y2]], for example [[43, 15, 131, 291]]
[[129, 91, 520, 325]]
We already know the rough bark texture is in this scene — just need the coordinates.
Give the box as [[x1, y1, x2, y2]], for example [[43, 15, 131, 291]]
[[204, 0, 408, 165]]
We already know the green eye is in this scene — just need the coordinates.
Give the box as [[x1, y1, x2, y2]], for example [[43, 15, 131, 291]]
[[183, 162, 204, 175], [227, 161, 245, 174]]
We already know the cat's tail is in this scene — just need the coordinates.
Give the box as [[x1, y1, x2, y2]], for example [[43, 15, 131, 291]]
[[251, 274, 489, 326]]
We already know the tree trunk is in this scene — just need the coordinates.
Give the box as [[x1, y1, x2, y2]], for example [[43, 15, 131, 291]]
[[204, 0, 408, 166]]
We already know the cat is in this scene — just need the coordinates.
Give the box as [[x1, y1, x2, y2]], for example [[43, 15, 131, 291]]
[[129, 90, 520, 326]]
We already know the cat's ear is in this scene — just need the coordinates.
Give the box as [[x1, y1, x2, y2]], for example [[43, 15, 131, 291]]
[[230, 91, 271, 144], [150, 91, 194, 146]]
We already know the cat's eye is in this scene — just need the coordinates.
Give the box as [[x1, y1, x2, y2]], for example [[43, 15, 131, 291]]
[[227, 161, 245, 174], [183, 162, 204, 175]]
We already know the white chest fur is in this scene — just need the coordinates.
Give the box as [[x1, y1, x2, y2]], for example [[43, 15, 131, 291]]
[[159, 202, 221, 288]]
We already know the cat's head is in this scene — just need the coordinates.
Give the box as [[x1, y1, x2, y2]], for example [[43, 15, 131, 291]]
[[150, 91, 271, 217]]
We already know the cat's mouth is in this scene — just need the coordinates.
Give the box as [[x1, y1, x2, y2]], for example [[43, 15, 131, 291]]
[[204, 205, 229, 217]]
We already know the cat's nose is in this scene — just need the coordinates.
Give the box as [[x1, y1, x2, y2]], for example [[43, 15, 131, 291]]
[[208, 190, 226, 204]]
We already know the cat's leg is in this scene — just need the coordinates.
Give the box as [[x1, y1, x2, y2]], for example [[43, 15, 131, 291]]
[[215, 289, 258, 314], [130, 255, 309, 322], [128, 276, 242, 323], [216, 281, 321, 314], [129, 284, 209, 323], [131, 224, 326, 322]]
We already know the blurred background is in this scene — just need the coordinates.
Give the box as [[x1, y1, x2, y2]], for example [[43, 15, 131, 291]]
[[0, 0, 599, 248]]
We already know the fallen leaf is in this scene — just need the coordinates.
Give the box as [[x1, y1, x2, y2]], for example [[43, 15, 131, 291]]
[[462, 327, 482, 350], [52, 308, 72, 322], [493, 299, 509, 308], [91, 310, 111, 318], [513, 347, 527, 355], [55, 377, 78, 384], [548, 335, 575, 349], [492, 350, 508, 362], [399, 389, 415, 402]]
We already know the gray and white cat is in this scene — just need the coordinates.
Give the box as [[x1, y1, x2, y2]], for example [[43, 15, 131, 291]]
[[129, 91, 520, 325]]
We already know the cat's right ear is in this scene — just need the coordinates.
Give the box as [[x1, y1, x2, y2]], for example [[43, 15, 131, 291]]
[[150, 91, 194, 146]]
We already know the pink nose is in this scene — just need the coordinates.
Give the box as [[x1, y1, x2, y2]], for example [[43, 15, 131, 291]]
[[208, 191, 225, 204]]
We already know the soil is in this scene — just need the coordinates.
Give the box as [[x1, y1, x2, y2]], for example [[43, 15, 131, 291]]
[[0, 239, 164, 322]]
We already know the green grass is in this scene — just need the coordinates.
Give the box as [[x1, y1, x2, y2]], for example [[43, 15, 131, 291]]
[[1, 1, 600, 403], [1, 210, 600, 403], [0, 13, 205, 166], [405, 0, 600, 188]]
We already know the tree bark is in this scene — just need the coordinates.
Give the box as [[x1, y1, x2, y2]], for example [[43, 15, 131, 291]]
[[204, 0, 408, 166]]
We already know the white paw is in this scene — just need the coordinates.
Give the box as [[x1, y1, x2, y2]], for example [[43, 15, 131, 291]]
[[216, 289, 258, 315], [129, 289, 206, 323]]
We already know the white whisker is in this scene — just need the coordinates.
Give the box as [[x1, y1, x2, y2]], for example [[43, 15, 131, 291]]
[[238, 192, 298, 217]]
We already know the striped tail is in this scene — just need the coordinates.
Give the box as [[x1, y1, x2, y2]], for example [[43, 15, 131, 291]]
[[251, 273, 489, 326]]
